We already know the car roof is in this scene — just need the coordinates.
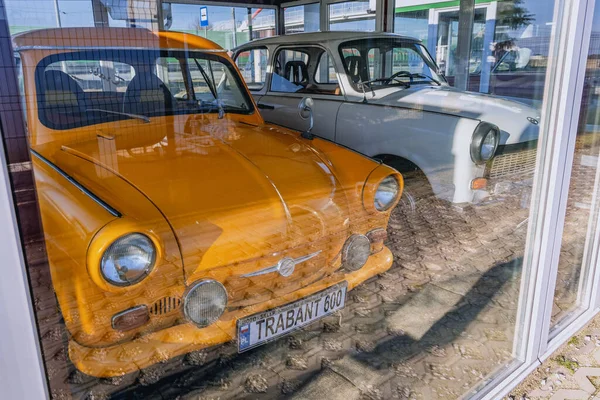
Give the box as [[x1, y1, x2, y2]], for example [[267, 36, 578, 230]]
[[12, 27, 226, 52], [235, 31, 420, 50]]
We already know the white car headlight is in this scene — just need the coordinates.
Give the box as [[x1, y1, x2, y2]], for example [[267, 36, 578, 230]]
[[374, 175, 400, 211], [101, 233, 156, 286], [471, 122, 500, 164]]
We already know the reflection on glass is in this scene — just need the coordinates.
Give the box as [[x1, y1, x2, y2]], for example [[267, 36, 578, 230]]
[[166, 4, 275, 49], [284, 3, 320, 34], [329, 1, 376, 32], [395, 10, 429, 44], [393, 1, 554, 107], [550, 4, 600, 331]]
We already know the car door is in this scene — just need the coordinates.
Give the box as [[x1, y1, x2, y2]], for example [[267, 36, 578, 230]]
[[253, 46, 344, 142]]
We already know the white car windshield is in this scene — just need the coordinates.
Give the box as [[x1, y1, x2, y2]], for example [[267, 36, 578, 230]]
[[339, 38, 445, 90]]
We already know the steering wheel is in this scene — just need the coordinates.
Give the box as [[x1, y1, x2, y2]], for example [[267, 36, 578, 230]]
[[386, 71, 413, 84]]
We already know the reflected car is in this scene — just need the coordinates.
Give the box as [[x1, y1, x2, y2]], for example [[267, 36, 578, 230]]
[[13, 28, 402, 377], [234, 32, 541, 205]]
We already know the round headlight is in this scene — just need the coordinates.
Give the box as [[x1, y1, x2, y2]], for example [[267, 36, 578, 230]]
[[100, 233, 156, 286], [342, 234, 371, 272], [471, 122, 500, 164], [374, 175, 400, 211], [481, 130, 498, 161], [183, 280, 228, 327]]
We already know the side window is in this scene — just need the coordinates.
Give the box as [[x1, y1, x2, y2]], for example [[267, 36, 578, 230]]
[[48, 60, 136, 93], [235, 48, 268, 91], [271, 49, 310, 93], [315, 52, 338, 84], [342, 47, 368, 83], [156, 57, 186, 99], [40, 59, 136, 129]]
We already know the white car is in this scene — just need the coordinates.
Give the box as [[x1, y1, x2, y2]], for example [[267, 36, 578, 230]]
[[234, 31, 540, 205]]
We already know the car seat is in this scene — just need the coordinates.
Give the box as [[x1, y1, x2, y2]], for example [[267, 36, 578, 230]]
[[123, 72, 174, 116], [42, 70, 87, 126], [283, 60, 309, 86], [345, 55, 369, 83]]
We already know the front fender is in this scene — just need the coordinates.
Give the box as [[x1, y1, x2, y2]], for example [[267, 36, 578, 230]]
[[32, 154, 184, 348], [335, 103, 483, 203]]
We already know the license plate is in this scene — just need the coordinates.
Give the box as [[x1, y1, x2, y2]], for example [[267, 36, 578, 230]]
[[237, 282, 347, 352]]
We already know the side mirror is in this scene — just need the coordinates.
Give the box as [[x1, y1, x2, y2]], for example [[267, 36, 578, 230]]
[[298, 97, 314, 140]]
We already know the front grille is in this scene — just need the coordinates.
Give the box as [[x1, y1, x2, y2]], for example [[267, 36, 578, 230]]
[[150, 296, 181, 315], [488, 145, 537, 180]]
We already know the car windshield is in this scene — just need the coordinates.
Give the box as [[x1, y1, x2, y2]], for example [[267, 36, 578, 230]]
[[35, 49, 253, 130], [339, 38, 445, 91]]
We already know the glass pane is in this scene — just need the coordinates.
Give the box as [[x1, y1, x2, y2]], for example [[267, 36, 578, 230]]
[[329, 0, 375, 31], [550, 2, 600, 332], [394, 10, 429, 44], [0, 1, 566, 400], [272, 49, 310, 92], [436, 8, 486, 78], [284, 3, 320, 34], [235, 48, 269, 91], [250, 8, 276, 40], [166, 4, 276, 49]]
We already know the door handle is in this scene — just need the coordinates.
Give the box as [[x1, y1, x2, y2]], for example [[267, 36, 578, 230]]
[[257, 103, 275, 110]]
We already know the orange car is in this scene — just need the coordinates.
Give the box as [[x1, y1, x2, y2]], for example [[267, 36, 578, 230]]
[[13, 28, 402, 377]]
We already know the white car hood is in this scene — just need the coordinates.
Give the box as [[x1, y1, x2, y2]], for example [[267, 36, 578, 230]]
[[371, 85, 541, 145]]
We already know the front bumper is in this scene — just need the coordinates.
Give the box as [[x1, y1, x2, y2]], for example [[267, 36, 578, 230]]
[[68, 246, 394, 377]]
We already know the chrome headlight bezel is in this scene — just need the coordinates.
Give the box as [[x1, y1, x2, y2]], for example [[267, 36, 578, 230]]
[[100, 233, 157, 287], [470, 122, 500, 165]]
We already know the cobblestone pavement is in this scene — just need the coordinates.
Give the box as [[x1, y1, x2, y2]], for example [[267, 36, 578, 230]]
[[509, 316, 600, 400], [26, 137, 598, 400]]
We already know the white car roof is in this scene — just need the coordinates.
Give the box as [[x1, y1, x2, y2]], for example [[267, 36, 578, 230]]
[[234, 31, 420, 50]]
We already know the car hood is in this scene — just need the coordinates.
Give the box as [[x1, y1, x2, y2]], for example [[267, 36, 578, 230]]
[[372, 85, 540, 144], [42, 115, 358, 278]]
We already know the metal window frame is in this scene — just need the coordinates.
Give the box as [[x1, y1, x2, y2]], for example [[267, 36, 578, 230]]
[[0, 5, 48, 398], [0, 127, 48, 400]]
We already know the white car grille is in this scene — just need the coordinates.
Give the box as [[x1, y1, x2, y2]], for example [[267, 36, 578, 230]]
[[489, 146, 538, 180]]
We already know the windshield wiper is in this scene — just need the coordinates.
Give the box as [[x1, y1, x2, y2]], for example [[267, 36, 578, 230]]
[[86, 108, 150, 123], [362, 77, 410, 89], [193, 59, 218, 100], [411, 73, 441, 86]]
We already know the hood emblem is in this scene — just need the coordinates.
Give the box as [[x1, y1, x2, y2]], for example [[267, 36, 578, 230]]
[[527, 117, 539, 125], [241, 251, 322, 278]]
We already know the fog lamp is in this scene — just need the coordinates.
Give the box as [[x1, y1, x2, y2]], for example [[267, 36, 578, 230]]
[[183, 280, 228, 327], [342, 234, 371, 271]]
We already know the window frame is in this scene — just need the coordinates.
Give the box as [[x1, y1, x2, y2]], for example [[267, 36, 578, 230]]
[[266, 44, 345, 100], [234, 46, 270, 92]]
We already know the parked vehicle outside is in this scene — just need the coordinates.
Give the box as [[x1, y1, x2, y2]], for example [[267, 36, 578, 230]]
[[234, 32, 541, 206], [13, 27, 402, 377]]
